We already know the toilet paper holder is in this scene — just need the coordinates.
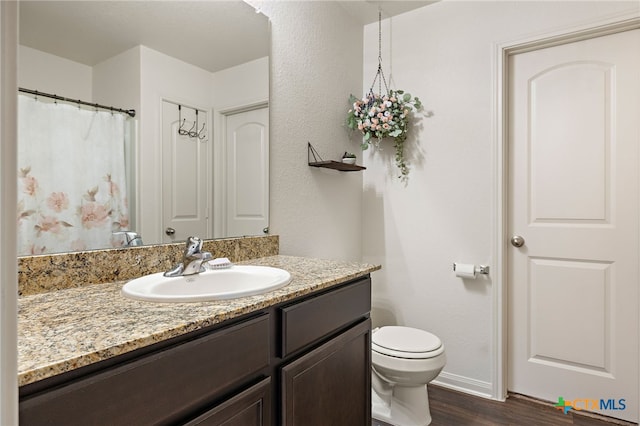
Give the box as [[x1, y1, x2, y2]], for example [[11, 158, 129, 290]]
[[452, 263, 490, 275]]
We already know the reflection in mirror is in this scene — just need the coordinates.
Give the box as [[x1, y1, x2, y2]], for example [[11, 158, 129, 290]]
[[17, 1, 270, 256]]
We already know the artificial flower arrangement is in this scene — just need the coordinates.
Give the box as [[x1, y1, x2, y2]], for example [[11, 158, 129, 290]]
[[347, 89, 422, 179]]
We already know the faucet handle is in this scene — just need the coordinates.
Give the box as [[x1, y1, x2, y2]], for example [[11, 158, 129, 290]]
[[201, 251, 213, 262], [184, 236, 204, 255]]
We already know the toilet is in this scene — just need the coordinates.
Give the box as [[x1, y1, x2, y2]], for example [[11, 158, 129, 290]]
[[371, 326, 446, 426]]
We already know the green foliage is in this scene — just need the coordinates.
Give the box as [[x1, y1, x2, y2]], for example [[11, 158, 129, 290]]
[[346, 89, 423, 179]]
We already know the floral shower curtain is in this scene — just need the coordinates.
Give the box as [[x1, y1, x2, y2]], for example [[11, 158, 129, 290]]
[[17, 95, 130, 255]]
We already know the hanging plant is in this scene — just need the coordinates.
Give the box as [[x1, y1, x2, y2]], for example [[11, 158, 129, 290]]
[[346, 11, 423, 180], [347, 90, 421, 178]]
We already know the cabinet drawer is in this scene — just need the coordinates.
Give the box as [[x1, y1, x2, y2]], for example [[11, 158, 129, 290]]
[[279, 277, 370, 357], [20, 314, 270, 426]]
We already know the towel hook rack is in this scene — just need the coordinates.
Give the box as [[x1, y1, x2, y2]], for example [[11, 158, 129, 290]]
[[197, 122, 207, 140], [188, 110, 199, 138], [177, 105, 190, 136]]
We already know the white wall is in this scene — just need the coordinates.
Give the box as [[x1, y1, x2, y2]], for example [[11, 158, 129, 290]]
[[261, 1, 364, 261], [212, 56, 268, 108], [0, 3, 18, 423], [362, 0, 639, 397], [18, 45, 92, 100], [93, 47, 141, 114]]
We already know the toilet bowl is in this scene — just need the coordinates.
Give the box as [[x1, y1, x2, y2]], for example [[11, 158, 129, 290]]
[[371, 326, 446, 426]]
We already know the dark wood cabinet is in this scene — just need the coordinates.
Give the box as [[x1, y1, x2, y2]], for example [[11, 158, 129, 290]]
[[20, 314, 270, 426], [281, 319, 371, 426], [279, 278, 371, 357], [19, 276, 372, 426]]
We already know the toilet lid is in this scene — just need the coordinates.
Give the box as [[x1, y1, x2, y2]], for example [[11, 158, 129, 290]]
[[372, 326, 442, 355]]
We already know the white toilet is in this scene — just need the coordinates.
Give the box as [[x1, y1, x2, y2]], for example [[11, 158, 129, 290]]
[[371, 326, 446, 426]]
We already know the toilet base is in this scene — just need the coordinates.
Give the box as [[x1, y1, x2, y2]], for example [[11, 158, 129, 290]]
[[372, 383, 432, 426]]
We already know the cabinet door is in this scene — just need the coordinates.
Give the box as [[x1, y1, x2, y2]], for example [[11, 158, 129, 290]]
[[184, 378, 271, 426], [281, 319, 371, 426]]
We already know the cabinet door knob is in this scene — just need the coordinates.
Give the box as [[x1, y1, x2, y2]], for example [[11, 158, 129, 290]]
[[165, 227, 176, 236], [510, 235, 525, 247]]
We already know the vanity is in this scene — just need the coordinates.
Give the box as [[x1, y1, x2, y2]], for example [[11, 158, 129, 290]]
[[17, 242, 379, 426]]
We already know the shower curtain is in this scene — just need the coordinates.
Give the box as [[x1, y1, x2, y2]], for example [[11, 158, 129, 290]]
[[17, 95, 131, 255]]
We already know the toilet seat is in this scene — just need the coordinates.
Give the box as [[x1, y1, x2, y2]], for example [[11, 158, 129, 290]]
[[372, 326, 444, 359]]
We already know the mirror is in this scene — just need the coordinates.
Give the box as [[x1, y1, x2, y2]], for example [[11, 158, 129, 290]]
[[17, 1, 270, 255]]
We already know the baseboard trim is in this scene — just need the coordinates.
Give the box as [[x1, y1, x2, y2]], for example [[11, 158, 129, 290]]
[[432, 372, 496, 400]]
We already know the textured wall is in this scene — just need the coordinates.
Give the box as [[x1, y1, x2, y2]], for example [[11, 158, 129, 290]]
[[361, 0, 638, 397], [262, 1, 364, 261]]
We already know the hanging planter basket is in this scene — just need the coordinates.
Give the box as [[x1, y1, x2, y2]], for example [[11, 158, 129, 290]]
[[346, 11, 423, 180]]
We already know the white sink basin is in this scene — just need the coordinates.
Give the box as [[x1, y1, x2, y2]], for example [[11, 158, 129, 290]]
[[121, 265, 291, 302]]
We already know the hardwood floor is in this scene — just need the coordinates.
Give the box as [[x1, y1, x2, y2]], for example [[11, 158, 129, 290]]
[[372, 385, 637, 426]]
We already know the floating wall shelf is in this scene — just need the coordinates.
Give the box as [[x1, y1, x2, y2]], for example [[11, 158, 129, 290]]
[[307, 143, 366, 172]]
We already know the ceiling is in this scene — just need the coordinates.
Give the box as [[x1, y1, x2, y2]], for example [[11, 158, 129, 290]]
[[19, 1, 270, 73], [19, 1, 434, 74], [337, 0, 436, 25]]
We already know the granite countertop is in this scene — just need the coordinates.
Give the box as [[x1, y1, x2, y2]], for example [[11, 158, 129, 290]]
[[18, 255, 380, 387]]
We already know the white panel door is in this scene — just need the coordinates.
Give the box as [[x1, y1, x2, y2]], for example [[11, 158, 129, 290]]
[[161, 101, 209, 243], [508, 29, 639, 422], [223, 107, 269, 237]]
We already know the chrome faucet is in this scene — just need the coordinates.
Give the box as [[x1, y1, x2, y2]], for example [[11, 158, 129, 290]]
[[164, 236, 212, 277], [113, 231, 144, 247]]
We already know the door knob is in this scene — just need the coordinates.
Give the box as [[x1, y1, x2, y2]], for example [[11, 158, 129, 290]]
[[165, 227, 176, 236], [511, 235, 525, 247]]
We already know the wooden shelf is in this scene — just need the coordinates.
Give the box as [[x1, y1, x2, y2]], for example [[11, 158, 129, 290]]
[[307, 143, 366, 172], [308, 160, 366, 172]]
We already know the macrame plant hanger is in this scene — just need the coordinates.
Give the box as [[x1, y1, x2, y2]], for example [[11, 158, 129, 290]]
[[368, 10, 389, 103]]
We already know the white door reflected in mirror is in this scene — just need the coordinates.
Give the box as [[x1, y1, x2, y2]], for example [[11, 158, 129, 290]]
[[222, 106, 270, 238]]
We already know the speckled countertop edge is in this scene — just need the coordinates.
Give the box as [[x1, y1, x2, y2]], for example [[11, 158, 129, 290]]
[[18, 255, 381, 387]]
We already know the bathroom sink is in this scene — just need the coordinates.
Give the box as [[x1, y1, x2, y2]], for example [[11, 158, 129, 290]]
[[121, 265, 291, 302]]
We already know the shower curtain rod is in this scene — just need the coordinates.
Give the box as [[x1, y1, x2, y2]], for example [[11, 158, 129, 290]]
[[18, 87, 136, 118]]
